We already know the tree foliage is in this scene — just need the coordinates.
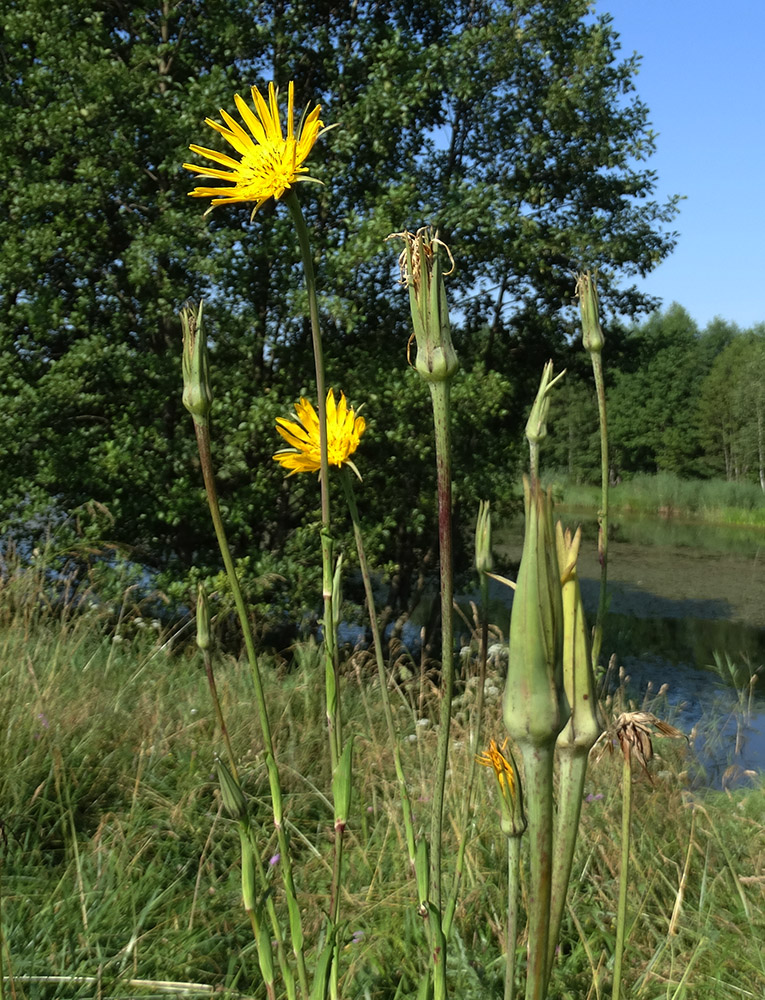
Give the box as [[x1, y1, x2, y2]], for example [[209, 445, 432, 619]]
[[0, 0, 680, 619]]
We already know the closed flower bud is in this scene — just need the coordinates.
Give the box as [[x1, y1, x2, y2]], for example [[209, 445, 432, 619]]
[[475, 500, 493, 575], [195, 583, 212, 651], [181, 300, 212, 426], [577, 271, 605, 355], [216, 758, 247, 821], [503, 475, 566, 748]]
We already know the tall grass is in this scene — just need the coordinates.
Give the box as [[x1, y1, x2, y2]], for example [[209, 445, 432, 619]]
[[1, 565, 764, 999], [548, 470, 765, 526]]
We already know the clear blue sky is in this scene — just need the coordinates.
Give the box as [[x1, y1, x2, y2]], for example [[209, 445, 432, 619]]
[[598, 0, 765, 330]]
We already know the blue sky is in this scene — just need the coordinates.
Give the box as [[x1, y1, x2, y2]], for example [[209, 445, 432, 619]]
[[598, 0, 765, 330]]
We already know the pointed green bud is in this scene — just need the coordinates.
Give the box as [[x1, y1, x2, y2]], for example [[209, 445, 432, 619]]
[[264, 752, 283, 829], [180, 299, 212, 427], [526, 360, 566, 448], [555, 522, 602, 751], [332, 737, 353, 832], [503, 476, 566, 748], [195, 583, 211, 651], [475, 499, 493, 574], [388, 227, 459, 383], [576, 271, 604, 355], [414, 837, 430, 910], [216, 758, 247, 821], [238, 826, 258, 914]]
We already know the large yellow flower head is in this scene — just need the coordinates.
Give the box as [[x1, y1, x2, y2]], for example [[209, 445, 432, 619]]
[[183, 81, 328, 216], [273, 389, 365, 478]]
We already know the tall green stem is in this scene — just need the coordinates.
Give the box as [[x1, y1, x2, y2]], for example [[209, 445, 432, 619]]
[[428, 378, 455, 1000], [194, 422, 309, 999], [590, 350, 609, 671], [612, 753, 632, 1000], [521, 744, 556, 1000], [505, 836, 521, 1000], [286, 190, 340, 768]]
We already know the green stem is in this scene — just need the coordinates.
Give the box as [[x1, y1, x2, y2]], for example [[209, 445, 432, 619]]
[[193, 421, 309, 1000], [340, 468, 417, 868], [427, 378, 455, 1000], [612, 753, 632, 1000], [590, 351, 609, 672], [201, 646, 239, 780], [519, 742, 555, 1000], [443, 570, 488, 939], [547, 747, 588, 972], [505, 835, 521, 1000], [286, 190, 340, 768]]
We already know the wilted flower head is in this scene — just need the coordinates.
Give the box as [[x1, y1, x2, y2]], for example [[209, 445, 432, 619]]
[[183, 82, 330, 217], [273, 388, 365, 479], [387, 227, 458, 383]]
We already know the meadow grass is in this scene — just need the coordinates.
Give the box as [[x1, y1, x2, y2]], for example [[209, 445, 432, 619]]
[[549, 471, 765, 528], [1, 569, 764, 999]]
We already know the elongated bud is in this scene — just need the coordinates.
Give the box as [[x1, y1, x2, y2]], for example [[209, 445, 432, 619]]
[[555, 522, 602, 750], [503, 475, 566, 748], [414, 837, 430, 911], [388, 227, 458, 383], [264, 752, 283, 829], [576, 271, 605, 354], [332, 738, 353, 833], [195, 583, 211, 651], [475, 499, 493, 574], [238, 826, 257, 913], [181, 299, 212, 426], [526, 360, 566, 448], [216, 758, 247, 821]]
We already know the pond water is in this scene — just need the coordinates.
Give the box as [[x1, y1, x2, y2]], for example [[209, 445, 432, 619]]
[[496, 513, 765, 788]]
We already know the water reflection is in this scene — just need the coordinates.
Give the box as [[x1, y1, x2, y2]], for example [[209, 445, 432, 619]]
[[496, 513, 765, 787]]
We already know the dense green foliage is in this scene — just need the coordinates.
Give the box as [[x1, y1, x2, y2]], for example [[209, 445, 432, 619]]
[[0, 0, 681, 617], [546, 306, 765, 487]]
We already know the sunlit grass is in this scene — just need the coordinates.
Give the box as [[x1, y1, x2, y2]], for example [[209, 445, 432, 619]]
[[1, 567, 764, 999]]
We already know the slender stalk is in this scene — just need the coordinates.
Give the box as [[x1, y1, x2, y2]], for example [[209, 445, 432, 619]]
[[194, 422, 309, 999], [590, 350, 609, 672], [520, 744, 556, 1000], [612, 752, 632, 1000], [339, 468, 417, 868], [428, 377, 456, 1000], [443, 571, 488, 939], [505, 836, 521, 1000], [286, 190, 340, 768]]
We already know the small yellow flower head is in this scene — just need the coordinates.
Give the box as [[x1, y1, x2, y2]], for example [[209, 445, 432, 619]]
[[477, 738, 526, 837], [183, 82, 329, 217], [273, 388, 365, 479]]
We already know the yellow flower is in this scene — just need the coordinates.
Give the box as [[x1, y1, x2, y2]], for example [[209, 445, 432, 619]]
[[183, 81, 328, 215], [477, 737, 526, 838], [477, 738, 517, 800], [273, 389, 365, 478]]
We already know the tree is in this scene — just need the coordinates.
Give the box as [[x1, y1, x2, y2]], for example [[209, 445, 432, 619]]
[[0, 0, 679, 619]]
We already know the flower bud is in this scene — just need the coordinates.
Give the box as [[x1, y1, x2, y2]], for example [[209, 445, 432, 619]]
[[576, 271, 605, 355], [180, 299, 212, 426], [475, 500, 493, 574], [195, 583, 212, 651], [503, 475, 566, 748], [216, 758, 247, 821]]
